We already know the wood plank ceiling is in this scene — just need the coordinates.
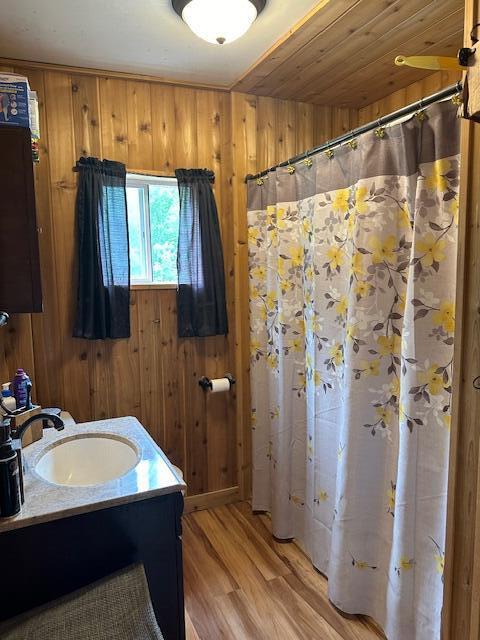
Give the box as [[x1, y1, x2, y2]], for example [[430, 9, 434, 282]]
[[232, 0, 464, 108]]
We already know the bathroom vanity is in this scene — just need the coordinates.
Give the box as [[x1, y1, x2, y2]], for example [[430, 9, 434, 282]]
[[0, 417, 186, 640]]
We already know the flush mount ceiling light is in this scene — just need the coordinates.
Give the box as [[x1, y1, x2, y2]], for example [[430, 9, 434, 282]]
[[172, 0, 266, 45]]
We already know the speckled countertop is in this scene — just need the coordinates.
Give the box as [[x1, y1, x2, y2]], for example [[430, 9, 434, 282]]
[[0, 416, 186, 533]]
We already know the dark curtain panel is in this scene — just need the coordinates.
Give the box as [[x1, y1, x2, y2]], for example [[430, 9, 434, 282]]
[[175, 168, 228, 337], [73, 157, 130, 340]]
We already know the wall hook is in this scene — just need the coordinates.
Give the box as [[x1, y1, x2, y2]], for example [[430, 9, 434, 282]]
[[395, 54, 467, 72]]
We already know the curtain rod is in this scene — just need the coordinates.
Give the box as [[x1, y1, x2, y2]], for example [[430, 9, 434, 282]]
[[245, 82, 463, 183]]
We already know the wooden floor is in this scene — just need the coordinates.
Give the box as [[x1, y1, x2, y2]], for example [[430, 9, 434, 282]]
[[183, 502, 384, 640]]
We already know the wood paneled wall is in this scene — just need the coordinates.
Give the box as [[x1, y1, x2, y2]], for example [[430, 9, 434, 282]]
[[358, 70, 462, 124], [0, 63, 238, 499], [0, 61, 354, 500]]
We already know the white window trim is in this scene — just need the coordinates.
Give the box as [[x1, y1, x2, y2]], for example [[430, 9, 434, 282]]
[[126, 172, 179, 289], [130, 283, 178, 291]]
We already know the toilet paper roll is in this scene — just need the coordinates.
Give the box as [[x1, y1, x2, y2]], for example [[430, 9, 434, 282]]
[[210, 378, 231, 393]]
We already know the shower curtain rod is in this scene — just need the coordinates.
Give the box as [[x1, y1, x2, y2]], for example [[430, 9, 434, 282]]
[[245, 81, 463, 183]]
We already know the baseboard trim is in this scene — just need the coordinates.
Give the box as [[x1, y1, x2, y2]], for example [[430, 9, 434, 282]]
[[183, 486, 240, 514]]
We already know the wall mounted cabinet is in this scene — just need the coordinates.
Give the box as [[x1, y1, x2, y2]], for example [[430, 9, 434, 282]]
[[0, 126, 42, 313]]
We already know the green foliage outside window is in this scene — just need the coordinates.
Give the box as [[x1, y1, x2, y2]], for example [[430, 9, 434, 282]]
[[149, 185, 179, 284], [126, 178, 179, 284]]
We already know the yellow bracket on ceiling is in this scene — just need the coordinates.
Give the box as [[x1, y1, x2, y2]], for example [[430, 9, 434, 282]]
[[395, 55, 467, 72]]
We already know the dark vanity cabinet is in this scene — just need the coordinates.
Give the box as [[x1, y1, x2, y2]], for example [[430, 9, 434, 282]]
[[0, 126, 42, 313], [0, 492, 186, 640]]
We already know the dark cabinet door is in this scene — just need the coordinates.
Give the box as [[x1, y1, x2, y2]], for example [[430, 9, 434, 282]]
[[0, 493, 186, 640], [0, 126, 42, 312]]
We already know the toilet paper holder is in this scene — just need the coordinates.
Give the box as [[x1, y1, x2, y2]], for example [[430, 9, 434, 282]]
[[199, 373, 236, 391]]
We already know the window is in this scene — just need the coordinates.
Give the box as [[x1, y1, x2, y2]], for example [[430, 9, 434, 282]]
[[126, 173, 180, 286]]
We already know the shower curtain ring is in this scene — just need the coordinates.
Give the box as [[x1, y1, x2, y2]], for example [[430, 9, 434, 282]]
[[303, 152, 313, 168], [324, 143, 334, 159], [347, 132, 358, 150], [287, 159, 296, 174], [453, 80, 463, 104], [374, 118, 386, 139]]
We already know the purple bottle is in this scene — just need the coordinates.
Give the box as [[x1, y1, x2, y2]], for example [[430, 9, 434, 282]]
[[12, 369, 30, 409]]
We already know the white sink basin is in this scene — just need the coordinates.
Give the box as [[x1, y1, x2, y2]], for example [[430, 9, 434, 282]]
[[35, 435, 139, 486]]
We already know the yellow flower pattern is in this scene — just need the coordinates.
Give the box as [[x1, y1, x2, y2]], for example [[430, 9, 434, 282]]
[[330, 342, 344, 366], [302, 217, 312, 236], [387, 482, 396, 515], [291, 337, 303, 353], [289, 245, 303, 267], [327, 246, 344, 270], [425, 158, 450, 192], [350, 253, 364, 276], [277, 207, 287, 230], [355, 281, 370, 298], [395, 557, 416, 575], [336, 296, 348, 316], [251, 338, 261, 356], [333, 188, 350, 213], [399, 205, 412, 230], [268, 227, 279, 247], [450, 198, 459, 226], [248, 140, 459, 623], [369, 235, 397, 264], [376, 406, 392, 425], [248, 227, 260, 245], [251, 265, 266, 282], [432, 301, 455, 333], [390, 377, 400, 398], [435, 553, 444, 576], [416, 233, 446, 268], [361, 358, 380, 377], [377, 335, 401, 357], [355, 186, 369, 214], [265, 291, 277, 311], [418, 364, 445, 396]]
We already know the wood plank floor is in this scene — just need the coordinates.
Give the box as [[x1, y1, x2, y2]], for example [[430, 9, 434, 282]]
[[183, 502, 385, 640]]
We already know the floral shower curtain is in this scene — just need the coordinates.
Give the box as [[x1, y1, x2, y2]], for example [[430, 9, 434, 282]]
[[248, 100, 459, 640]]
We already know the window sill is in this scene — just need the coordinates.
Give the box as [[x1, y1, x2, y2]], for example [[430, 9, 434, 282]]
[[130, 283, 177, 291]]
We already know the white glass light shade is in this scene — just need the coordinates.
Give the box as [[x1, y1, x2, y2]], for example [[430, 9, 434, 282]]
[[182, 0, 258, 45]]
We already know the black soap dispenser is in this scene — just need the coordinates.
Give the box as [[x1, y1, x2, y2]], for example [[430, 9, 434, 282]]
[[0, 417, 21, 518]]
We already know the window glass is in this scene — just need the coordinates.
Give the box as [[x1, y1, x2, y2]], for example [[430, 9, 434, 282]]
[[126, 174, 179, 285]]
